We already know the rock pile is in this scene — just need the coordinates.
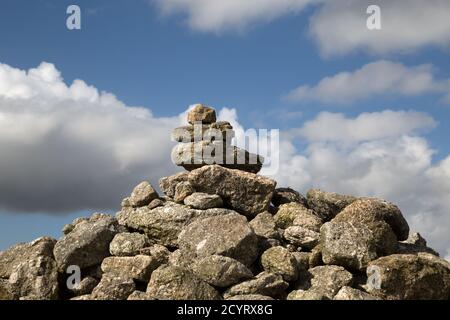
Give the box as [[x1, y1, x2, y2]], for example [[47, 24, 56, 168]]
[[1, 105, 449, 301]]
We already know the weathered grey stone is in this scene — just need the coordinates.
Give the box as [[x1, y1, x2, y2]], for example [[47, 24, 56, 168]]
[[184, 193, 223, 209], [130, 181, 158, 207], [260, 246, 298, 281], [306, 189, 357, 221], [127, 291, 155, 300], [320, 220, 397, 271], [70, 294, 92, 300], [9, 255, 59, 300], [148, 198, 164, 210], [333, 286, 380, 300], [334, 198, 409, 241], [91, 275, 136, 300], [0, 279, 13, 300], [366, 253, 450, 300], [294, 265, 354, 300], [62, 218, 89, 235], [309, 245, 323, 268], [249, 212, 280, 239], [146, 265, 221, 300], [178, 213, 259, 266], [287, 288, 328, 300], [398, 232, 439, 256], [172, 121, 234, 143], [284, 226, 320, 250], [159, 172, 189, 198], [139, 244, 170, 265], [187, 104, 217, 124], [226, 294, 274, 301], [69, 276, 98, 297], [109, 232, 150, 257], [292, 252, 311, 272], [101, 255, 161, 282], [0, 236, 56, 278], [168, 249, 195, 269], [54, 215, 119, 271], [272, 188, 307, 207], [223, 272, 288, 299], [274, 202, 321, 230], [188, 165, 276, 217], [117, 203, 236, 248], [174, 181, 195, 203], [192, 255, 253, 287]]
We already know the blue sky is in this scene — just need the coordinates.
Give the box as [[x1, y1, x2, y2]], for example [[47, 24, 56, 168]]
[[1, 0, 450, 257]]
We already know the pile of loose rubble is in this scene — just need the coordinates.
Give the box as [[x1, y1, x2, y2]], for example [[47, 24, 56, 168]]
[[1, 104, 449, 301]]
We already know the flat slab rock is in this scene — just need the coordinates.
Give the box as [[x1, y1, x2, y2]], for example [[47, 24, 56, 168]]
[[188, 165, 276, 217]]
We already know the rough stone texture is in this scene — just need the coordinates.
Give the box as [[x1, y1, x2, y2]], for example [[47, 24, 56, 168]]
[[109, 232, 150, 257], [294, 265, 354, 300], [91, 275, 136, 300], [146, 265, 221, 300], [366, 253, 450, 300], [309, 245, 323, 268], [101, 255, 161, 282], [148, 199, 164, 210], [334, 198, 409, 241], [192, 255, 253, 287], [174, 181, 195, 203], [178, 213, 259, 266], [188, 165, 276, 217], [0, 237, 56, 278], [70, 294, 92, 300], [292, 252, 311, 272], [184, 192, 223, 210], [287, 288, 328, 300], [398, 232, 439, 256], [127, 291, 155, 300], [172, 121, 234, 143], [53, 215, 119, 271], [320, 220, 398, 271], [333, 286, 380, 300], [306, 189, 358, 222], [272, 188, 307, 207], [168, 249, 195, 269], [69, 276, 99, 297], [274, 202, 321, 230], [226, 294, 274, 300], [0, 279, 13, 300], [159, 172, 189, 198], [8, 255, 59, 300], [129, 181, 158, 207], [224, 272, 289, 299], [249, 212, 280, 239], [284, 226, 320, 250], [261, 246, 298, 281], [117, 203, 237, 248], [139, 244, 170, 265], [187, 104, 217, 124]]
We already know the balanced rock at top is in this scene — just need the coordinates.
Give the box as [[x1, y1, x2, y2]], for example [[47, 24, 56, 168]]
[[187, 104, 217, 124]]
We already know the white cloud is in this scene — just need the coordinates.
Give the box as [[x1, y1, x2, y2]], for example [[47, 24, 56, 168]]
[[310, 0, 450, 56], [152, 0, 317, 33], [264, 111, 450, 258], [286, 60, 450, 104], [0, 62, 181, 213]]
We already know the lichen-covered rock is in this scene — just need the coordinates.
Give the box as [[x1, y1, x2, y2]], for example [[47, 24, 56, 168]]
[[168, 249, 195, 269], [192, 255, 253, 287], [334, 198, 409, 241], [178, 213, 259, 266], [284, 226, 320, 250], [287, 288, 328, 300], [0, 237, 56, 278], [9, 255, 59, 300], [320, 220, 397, 271], [109, 232, 150, 257], [148, 198, 164, 210], [187, 104, 217, 124], [188, 165, 276, 217], [333, 286, 380, 300], [53, 215, 119, 271], [139, 244, 170, 265], [159, 172, 189, 198], [172, 121, 234, 143], [91, 275, 136, 300], [129, 181, 158, 207], [260, 246, 298, 281], [0, 279, 13, 300], [274, 202, 320, 230], [306, 189, 357, 221], [184, 193, 223, 210], [272, 188, 307, 207], [101, 255, 161, 282], [174, 181, 195, 203], [398, 232, 439, 256], [146, 265, 221, 300], [69, 276, 98, 297], [127, 291, 155, 300], [366, 253, 450, 300], [226, 294, 274, 300], [294, 265, 354, 300], [117, 203, 236, 248], [292, 252, 311, 272], [249, 212, 280, 239], [223, 272, 288, 299]]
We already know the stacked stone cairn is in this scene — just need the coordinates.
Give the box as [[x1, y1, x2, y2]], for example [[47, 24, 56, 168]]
[[1, 104, 449, 300]]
